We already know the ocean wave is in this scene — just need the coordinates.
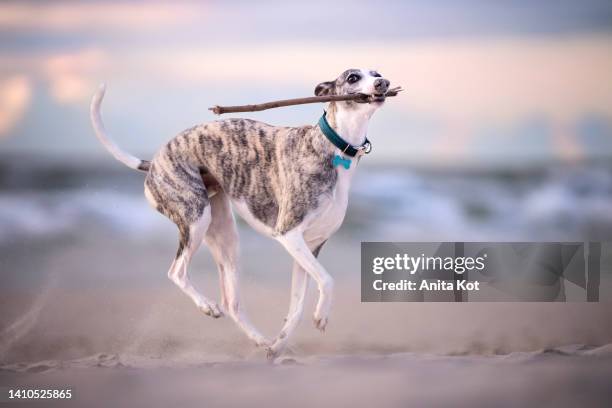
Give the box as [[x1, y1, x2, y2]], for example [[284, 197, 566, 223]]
[[351, 166, 612, 240], [1, 166, 612, 243], [0, 190, 162, 243]]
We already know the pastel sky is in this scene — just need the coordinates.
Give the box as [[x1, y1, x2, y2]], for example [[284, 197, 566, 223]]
[[1, 0, 611, 168]]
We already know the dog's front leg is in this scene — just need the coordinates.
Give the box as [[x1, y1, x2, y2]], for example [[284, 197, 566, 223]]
[[277, 231, 333, 332], [267, 262, 308, 359], [268, 240, 325, 359]]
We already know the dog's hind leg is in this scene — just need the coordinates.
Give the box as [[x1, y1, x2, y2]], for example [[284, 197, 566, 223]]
[[204, 191, 270, 347], [144, 158, 223, 318], [167, 207, 223, 318], [267, 241, 325, 359]]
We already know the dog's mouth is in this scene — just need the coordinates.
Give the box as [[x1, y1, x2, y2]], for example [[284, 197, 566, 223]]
[[347, 86, 401, 104], [351, 92, 387, 103], [361, 93, 387, 103], [371, 93, 386, 102]]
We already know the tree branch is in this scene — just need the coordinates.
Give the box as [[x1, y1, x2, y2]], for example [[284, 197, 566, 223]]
[[209, 87, 402, 115]]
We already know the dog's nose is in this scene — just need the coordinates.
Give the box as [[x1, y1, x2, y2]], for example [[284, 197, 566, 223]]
[[374, 78, 390, 93]]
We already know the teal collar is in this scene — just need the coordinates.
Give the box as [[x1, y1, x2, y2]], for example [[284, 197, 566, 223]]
[[318, 111, 371, 158]]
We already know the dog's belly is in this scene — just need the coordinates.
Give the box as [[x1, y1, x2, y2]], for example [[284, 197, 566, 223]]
[[229, 185, 348, 243], [231, 199, 277, 238]]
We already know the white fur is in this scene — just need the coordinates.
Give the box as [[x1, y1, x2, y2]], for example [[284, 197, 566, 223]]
[[231, 200, 277, 237], [90, 84, 143, 170], [166, 207, 224, 318], [251, 70, 383, 357], [205, 192, 269, 346]]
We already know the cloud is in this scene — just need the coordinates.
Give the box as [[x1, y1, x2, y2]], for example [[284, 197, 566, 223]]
[[0, 75, 31, 137], [0, 49, 107, 106], [0, 2, 202, 32], [127, 35, 612, 121], [1, 34, 611, 122], [43, 49, 108, 104]]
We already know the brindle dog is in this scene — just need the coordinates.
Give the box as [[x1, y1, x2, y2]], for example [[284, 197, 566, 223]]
[[90, 69, 391, 358]]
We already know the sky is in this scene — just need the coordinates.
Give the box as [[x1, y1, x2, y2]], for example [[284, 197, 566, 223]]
[[1, 0, 612, 168]]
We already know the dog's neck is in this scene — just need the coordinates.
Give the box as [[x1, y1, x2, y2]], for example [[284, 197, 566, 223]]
[[325, 102, 372, 147]]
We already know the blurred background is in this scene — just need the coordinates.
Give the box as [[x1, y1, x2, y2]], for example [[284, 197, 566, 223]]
[[1, 0, 612, 367], [2, 0, 612, 244]]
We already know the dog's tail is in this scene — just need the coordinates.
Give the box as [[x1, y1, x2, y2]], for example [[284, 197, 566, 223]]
[[90, 84, 151, 172]]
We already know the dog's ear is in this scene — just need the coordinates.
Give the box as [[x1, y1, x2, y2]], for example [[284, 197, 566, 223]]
[[314, 81, 335, 96]]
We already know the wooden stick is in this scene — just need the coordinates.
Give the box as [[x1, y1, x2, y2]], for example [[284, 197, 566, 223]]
[[209, 86, 402, 115]]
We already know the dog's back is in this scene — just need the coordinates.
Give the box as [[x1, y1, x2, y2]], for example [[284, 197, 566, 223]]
[[144, 118, 337, 236]]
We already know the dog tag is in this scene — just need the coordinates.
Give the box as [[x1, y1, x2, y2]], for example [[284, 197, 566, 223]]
[[332, 155, 351, 169]]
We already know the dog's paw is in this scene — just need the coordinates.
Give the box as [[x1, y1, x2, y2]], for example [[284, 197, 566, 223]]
[[313, 315, 328, 332], [266, 337, 300, 362], [265, 337, 284, 361], [265, 346, 278, 361], [253, 336, 272, 349], [199, 302, 224, 319]]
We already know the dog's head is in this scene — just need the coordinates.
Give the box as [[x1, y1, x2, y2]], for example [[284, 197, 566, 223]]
[[314, 68, 391, 112]]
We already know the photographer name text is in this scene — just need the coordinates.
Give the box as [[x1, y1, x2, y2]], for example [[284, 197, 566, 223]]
[[371, 253, 484, 292]]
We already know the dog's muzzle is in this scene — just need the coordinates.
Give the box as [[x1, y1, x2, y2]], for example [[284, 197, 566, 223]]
[[371, 78, 391, 101], [351, 78, 392, 103]]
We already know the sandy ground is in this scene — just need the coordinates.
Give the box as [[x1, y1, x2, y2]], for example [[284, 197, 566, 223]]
[[1, 226, 612, 406], [1, 345, 612, 407]]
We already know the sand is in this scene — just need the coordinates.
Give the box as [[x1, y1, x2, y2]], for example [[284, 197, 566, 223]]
[[1, 219, 612, 406], [1, 346, 612, 407]]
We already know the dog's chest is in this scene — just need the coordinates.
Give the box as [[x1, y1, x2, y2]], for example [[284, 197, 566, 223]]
[[230, 166, 352, 241], [302, 167, 353, 242]]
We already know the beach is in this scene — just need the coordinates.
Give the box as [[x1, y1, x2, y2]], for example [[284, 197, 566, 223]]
[[2, 346, 612, 407], [2, 1, 612, 405], [1, 161, 612, 406]]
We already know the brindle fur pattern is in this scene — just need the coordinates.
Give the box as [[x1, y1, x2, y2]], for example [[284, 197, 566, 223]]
[[90, 68, 391, 357], [144, 118, 337, 238], [144, 68, 387, 241]]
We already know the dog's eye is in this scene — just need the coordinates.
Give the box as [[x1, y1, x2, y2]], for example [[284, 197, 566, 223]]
[[371, 71, 382, 78], [347, 74, 361, 84]]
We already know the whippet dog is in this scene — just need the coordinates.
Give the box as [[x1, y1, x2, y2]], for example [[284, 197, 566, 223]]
[[90, 69, 391, 358]]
